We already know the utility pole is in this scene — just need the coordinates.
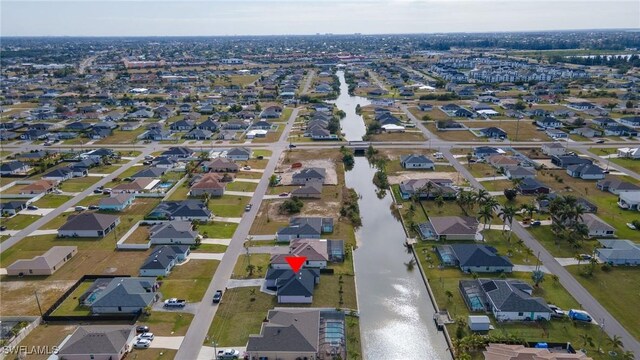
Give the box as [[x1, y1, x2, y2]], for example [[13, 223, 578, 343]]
[[515, 117, 521, 142], [34, 290, 44, 318]]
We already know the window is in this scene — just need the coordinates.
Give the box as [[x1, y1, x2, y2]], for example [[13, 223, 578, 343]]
[[518, 312, 523, 316]]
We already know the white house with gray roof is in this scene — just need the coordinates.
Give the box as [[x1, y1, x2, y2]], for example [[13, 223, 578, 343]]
[[596, 239, 640, 266], [149, 221, 198, 245], [85, 277, 158, 314], [56, 325, 136, 360], [58, 213, 120, 238], [400, 154, 435, 169]]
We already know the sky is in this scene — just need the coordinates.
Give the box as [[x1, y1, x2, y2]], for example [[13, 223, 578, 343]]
[[1, 0, 639, 36]]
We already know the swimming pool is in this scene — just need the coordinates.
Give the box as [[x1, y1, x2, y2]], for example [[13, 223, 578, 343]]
[[324, 321, 345, 346], [158, 182, 173, 189], [469, 295, 484, 311]]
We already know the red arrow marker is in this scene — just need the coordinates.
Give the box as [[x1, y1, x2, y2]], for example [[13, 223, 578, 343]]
[[285, 256, 307, 273]]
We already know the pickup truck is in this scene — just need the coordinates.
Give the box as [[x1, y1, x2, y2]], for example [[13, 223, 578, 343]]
[[217, 349, 240, 360], [163, 298, 187, 308]]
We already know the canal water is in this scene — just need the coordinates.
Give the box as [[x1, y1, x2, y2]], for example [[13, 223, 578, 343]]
[[334, 70, 451, 359], [328, 70, 371, 142]]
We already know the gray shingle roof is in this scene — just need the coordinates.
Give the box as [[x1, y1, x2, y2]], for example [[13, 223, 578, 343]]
[[59, 213, 119, 232], [58, 325, 134, 356], [449, 244, 513, 268]]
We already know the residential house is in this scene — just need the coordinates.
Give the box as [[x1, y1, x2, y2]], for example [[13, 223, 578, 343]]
[[131, 167, 166, 178], [581, 213, 615, 238], [571, 127, 602, 138], [479, 127, 507, 139], [596, 239, 640, 266], [246, 309, 325, 360], [65, 121, 93, 131], [58, 213, 120, 238], [42, 167, 74, 182], [483, 343, 592, 360], [197, 119, 219, 132], [550, 155, 592, 169], [398, 179, 457, 200], [189, 173, 225, 197], [20, 179, 57, 194], [505, 166, 535, 180], [202, 157, 239, 173], [169, 119, 195, 131], [566, 164, 605, 180], [459, 279, 552, 321], [617, 147, 640, 159], [536, 193, 598, 213], [260, 105, 282, 119], [147, 200, 211, 221], [517, 178, 551, 195], [271, 238, 344, 270], [149, 221, 199, 245], [226, 147, 251, 161], [604, 125, 637, 137], [0, 201, 27, 216], [139, 245, 190, 277], [473, 146, 502, 159], [141, 128, 173, 141], [536, 117, 563, 129], [84, 277, 157, 314], [619, 116, 640, 128], [276, 217, 334, 242], [6, 246, 77, 276], [98, 194, 135, 211], [400, 154, 435, 169], [596, 179, 640, 194], [291, 183, 323, 199], [56, 325, 137, 360], [291, 168, 326, 185], [161, 146, 194, 158], [541, 142, 566, 156], [487, 155, 520, 169], [0, 161, 31, 176], [546, 129, 568, 139], [618, 191, 640, 210], [419, 216, 480, 241], [113, 178, 157, 193], [436, 244, 513, 273], [185, 128, 213, 140], [264, 269, 320, 304]]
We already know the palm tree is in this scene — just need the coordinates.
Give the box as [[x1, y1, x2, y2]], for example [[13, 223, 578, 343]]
[[579, 333, 594, 349], [620, 351, 635, 360], [474, 189, 490, 205], [445, 290, 453, 303], [246, 264, 256, 276], [419, 181, 434, 200], [609, 335, 623, 351], [435, 194, 445, 212], [478, 205, 494, 230], [524, 247, 534, 263], [531, 270, 545, 287], [521, 203, 537, 220], [511, 177, 524, 190]]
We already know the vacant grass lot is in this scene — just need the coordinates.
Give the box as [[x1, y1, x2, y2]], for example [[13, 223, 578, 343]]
[[58, 176, 99, 192], [208, 195, 250, 218], [161, 260, 219, 302], [96, 128, 146, 144], [465, 120, 550, 142], [0, 214, 40, 230], [528, 226, 601, 258], [566, 265, 640, 341], [415, 244, 616, 359], [138, 311, 194, 336], [196, 222, 238, 239], [610, 157, 640, 173], [33, 194, 73, 208], [232, 254, 271, 279], [7, 324, 77, 360], [226, 181, 258, 192]]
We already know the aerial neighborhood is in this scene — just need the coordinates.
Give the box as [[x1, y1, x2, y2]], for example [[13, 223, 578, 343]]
[[0, 31, 639, 360]]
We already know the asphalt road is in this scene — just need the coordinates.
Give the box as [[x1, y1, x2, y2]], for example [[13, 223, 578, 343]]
[[174, 108, 299, 360], [443, 149, 640, 356], [0, 149, 151, 254]]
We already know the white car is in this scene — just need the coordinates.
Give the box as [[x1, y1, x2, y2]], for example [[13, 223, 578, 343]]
[[138, 332, 154, 340], [133, 339, 151, 349]]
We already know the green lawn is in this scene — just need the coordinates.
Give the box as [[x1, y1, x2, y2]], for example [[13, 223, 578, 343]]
[[252, 149, 272, 157], [566, 265, 640, 341], [0, 214, 40, 230], [610, 158, 640, 173], [50, 281, 92, 316], [33, 194, 73, 208], [528, 226, 600, 258], [160, 260, 219, 302], [226, 181, 258, 192], [196, 222, 238, 239], [167, 184, 190, 201], [138, 312, 194, 336], [232, 254, 271, 279], [208, 195, 250, 218], [58, 177, 99, 192], [192, 244, 228, 253], [415, 244, 617, 359]]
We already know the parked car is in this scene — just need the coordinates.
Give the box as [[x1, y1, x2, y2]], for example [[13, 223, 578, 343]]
[[595, 139, 606, 144], [88, 205, 100, 210], [103, 190, 112, 195], [27, 205, 39, 210], [568, 309, 592, 322], [138, 332, 154, 340], [548, 304, 565, 318], [0, 226, 7, 231], [279, 192, 289, 197], [136, 325, 150, 334], [243, 166, 251, 170], [245, 204, 252, 212], [256, 155, 264, 160], [213, 290, 223, 303], [578, 254, 592, 261], [217, 349, 240, 360], [289, 144, 297, 148], [75, 206, 87, 211], [133, 339, 151, 349], [144, 155, 155, 160], [143, 160, 152, 165], [163, 298, 186, 308], [530, 220, 541, 227], [93, 189, 103, 194]]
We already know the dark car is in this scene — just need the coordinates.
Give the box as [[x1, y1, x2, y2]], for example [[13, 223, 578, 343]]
[[595, 139, 605, 144], [27, 205, 39, 210], [289, 144, 297, 148], [88, 205, 100, 210], [256, 155, 264, 160], [136, 325, 149, 334], [93, 189, 103, 194], [213, 290, 223, 303], [0, 226, 7, 231], [530, 220, 541, 227]]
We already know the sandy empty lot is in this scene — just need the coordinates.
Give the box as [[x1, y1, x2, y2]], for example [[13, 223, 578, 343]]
[[388, 171, 464, 185], [265, 200, 341, 223]]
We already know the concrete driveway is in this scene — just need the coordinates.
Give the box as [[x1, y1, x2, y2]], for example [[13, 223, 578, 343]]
[[512, 265, 551, 274], [149, 336, 184, 350], [248, 246, 288, 255], [152, 302, 199, 314], [201, 238, 231, 245], [189, 253, 224, 261], [19, 208, 54, 216], [555, 257, 583, 266], [225, 191, 254, 197], [197, 346, 246, 360], [226, 279, 265, 288]]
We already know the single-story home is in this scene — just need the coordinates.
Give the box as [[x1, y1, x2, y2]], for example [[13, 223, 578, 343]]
[[264, 268, 320, 304], [139, 245, 190, 277], [20, 179, 57, 194], [505, 166, 536, 180], [98, 193, 135, 211], [398, 179, 458, 200], [400, 154, 435, 169], [517, 178, 551, 195], [276, 217, 334, 242], [84, 277, 158, 314], [541, 142, 566, 156], [459, 278, 552, 321], [58, 213, 120, 238], [56, 325, 137, 360], [149, 221, 199, 245], [0, 200, 27, 216], [618, 191, 640, 210], [596, 239, 640, 266], [189, 173, 225, 197], [596, 179, 640, 195], [226, 147, 251, 161], [437, 244, 513, 273], [0, 161, 31, 176], [6, 246, 77, 276], [418, 216, 479, 241], [581, 213, 615, 238], [566, 164, 605, 180], [147, 200, 211, 221], [202, 157, 239, 172], [291, 168, 326, 185]]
